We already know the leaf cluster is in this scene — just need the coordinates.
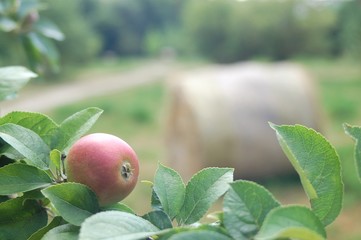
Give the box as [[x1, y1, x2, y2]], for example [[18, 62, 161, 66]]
[[0, 107, 103, 239], [75, 123, 342, 240], [0, 66, 37, 101], [2, 106, 361, 239], [0, 0, 64, 74]]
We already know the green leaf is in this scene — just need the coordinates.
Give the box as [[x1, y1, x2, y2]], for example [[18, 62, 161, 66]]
[[34, 18, 65, 41], [22, 33, 43, 72], [23, 189, 48, 201], [0, 197, 48, 240], [0, 123, 51, 169], [0, 143, 23, 160], [23, 32, 60, 72], [41, 224, 79, 240], [18, 0, 41, 18], [0, 114, 57, 163], [0, 154, 14, 167], [0, 66, 37, 101], [28, 216, 64, 240], [255, 205, 326, 240], [223, 180, 281, 239], [270, 124, 343, 226], [0, 195, 9, 203], [143, 210, 173, 230], [177, 167, 234, 225], [344, 123, 361, 182], [0, 17, 17, 32], [34, 33, 60, 72], [56, 107, 103, 152], [0, 111, 58, 145], [0, 163, 52, 195], [101, 202, 135, 214], [151, 188, 163, 211], [168, 230, 232, 240], [79, 211, 160, 240], [156, 225, 229, 240], [153, 163, 185, 219], [0, 108, 103, 153], [41, 183, 100, 226], [154, 228, 189, 240], [49, 149, 63, 179]]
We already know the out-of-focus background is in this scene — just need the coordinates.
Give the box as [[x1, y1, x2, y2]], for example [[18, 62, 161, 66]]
[[1, 0, 361, 238]]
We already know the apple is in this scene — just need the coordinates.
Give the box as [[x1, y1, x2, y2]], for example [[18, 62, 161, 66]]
[[65, 133, 139, 206]]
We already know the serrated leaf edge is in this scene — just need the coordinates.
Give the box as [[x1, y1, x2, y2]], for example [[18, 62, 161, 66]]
[[270, 123, 343, 226], [179, 167, 234, 225], [154, 163, 186, 219]]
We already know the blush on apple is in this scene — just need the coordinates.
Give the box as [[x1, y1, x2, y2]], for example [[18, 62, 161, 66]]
[[65, 133, 139, 206]]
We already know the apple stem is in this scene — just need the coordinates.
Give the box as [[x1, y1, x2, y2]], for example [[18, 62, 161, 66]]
[[60, 153, 67, 181]]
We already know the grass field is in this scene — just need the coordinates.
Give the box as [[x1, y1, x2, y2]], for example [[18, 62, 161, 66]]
[[45, 58, 361, 238]]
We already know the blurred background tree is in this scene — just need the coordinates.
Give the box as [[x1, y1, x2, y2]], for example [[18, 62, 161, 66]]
[[182, 0, 342, 62], [41, 0, 100, 67], [337, 0, 361, 60], [0, 0, 61, 101], [1, 0, 360, 79]]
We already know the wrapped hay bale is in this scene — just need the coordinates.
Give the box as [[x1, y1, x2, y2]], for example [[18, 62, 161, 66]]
[[165, 62, 322, 180]]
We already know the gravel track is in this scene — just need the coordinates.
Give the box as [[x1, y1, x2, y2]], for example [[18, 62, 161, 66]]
[[1, 61, 173, 115]]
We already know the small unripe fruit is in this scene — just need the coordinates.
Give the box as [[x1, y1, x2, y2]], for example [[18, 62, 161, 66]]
[[21, 11, 39, 32], [65, 133, 139, 206]]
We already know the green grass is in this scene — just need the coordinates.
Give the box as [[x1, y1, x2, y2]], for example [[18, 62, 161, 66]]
[[321, 80, 361, 122], [48, 81, 163, 134], [297, 59, 361, 121]]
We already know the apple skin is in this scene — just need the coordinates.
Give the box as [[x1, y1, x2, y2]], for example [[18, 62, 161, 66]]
[[65, 133, 139, 207]]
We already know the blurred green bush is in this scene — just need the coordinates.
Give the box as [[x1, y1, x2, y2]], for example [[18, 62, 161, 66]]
[[182, 0, 360, 62], [1, 0, 360, 79]]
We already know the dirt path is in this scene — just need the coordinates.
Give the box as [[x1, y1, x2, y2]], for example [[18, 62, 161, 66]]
[[0, 60, 174, 115]]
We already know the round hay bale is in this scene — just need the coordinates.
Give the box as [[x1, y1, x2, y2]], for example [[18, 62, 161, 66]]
[[165, 62, 322, 181]]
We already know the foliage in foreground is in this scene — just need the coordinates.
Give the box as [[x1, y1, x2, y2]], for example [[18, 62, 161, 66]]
[[2, 104, 361, 240], [0, 0, 64, 75], [0, 68, 358, 240]]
